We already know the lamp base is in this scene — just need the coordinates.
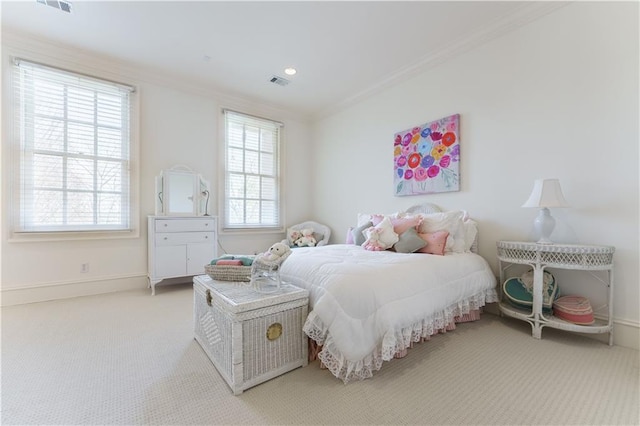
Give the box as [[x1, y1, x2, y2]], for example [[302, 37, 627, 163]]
[[534, 207, 556, 244]]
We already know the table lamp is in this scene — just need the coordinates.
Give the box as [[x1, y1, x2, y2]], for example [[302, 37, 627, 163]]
[[522, 178, 570, 244]]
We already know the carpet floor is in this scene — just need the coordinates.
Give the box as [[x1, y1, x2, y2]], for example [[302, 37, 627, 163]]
[[2, 283, 638, 425]]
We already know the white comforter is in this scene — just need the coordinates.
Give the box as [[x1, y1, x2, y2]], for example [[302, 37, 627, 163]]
[[279, 244, 498, 382]]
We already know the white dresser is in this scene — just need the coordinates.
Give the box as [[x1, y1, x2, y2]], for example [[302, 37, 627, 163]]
[[148, 216, 217, 295]]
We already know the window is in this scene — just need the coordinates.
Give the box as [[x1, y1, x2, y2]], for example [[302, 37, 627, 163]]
[[222, 110, 282, 231], [11, 59, 136, 235]]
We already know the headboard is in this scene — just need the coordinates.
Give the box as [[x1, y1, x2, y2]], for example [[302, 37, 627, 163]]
[[405, 203, 479, 254], [406, 203, 443, 215]]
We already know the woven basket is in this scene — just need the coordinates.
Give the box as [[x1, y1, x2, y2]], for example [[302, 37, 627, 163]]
[[205, 264, 252, 282]]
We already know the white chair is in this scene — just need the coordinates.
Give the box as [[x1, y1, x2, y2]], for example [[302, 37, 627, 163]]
[[282, 221, 331, 247]]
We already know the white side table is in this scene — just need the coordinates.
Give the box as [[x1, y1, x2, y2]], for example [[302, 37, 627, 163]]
[[497, 241, 615, 345]]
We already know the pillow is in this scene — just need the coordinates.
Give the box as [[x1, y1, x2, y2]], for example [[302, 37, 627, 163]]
[[344, 226, 356, 244], [416, 211, 466, 253], [346, 228, 355, 244], [417, 231, 449, 255], [362, 216, 399, 250], [357, 213, 386, 227], [352, 221, 372, 246], [390, 215, 422, 235], [393, 227, 427, 253], [463, 219, 478, 252]]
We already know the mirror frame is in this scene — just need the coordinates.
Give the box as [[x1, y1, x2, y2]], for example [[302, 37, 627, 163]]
[[155, 165, 210, 216]]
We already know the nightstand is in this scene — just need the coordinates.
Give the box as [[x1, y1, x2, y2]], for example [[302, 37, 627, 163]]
[[497, 241, 615, 345]]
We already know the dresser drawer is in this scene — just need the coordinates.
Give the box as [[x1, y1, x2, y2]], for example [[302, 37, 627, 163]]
[[156, 231, 215, 246], [155, 218, 216, 233]]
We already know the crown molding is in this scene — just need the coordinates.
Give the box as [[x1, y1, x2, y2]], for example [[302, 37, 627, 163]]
[[312, 2, 571, 121], [1, 30, 311, 124]]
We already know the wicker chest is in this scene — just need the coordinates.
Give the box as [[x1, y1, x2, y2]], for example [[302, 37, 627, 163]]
[[193, 275, 309, 395]]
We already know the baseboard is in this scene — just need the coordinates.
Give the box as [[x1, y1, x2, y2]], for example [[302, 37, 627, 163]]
[[0, 274, 148, 306], [484, 303, 639, 351]]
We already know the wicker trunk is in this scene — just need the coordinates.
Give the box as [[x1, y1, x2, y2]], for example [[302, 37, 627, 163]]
[[193, 275, 309, 395]]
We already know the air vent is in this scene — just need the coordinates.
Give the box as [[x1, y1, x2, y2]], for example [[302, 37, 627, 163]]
[[270, 75, 290, 86], [36, 0, 73, 13]]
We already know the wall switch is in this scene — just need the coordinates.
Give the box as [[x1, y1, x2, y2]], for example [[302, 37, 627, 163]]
[[81, 263, 89, 273]]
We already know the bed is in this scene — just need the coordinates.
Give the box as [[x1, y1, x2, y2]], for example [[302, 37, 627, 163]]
[[278, 204, 498, 383]]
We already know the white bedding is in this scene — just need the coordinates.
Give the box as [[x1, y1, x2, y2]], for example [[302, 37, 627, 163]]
[[279, 244, 498, 382]]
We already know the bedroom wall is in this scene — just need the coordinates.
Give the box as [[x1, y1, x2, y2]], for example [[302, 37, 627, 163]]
[[0, 33, 313, 305], [310, 2, 639, 349]]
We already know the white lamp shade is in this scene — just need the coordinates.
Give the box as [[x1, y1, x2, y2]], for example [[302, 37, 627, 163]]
[[522, 179, 570, 208]]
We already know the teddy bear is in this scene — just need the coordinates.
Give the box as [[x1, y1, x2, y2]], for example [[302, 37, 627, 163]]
[[362, 227, 385, 251], [294, 228, 317, 247], [261, 242, 292, 262]]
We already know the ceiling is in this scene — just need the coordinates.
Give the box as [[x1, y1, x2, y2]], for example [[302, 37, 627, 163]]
[[1, 1, 565, 119]]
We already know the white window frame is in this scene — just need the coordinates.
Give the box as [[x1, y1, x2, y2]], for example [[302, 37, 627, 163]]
[[9, 58, 139, 241], [221, 109, 283, 232]]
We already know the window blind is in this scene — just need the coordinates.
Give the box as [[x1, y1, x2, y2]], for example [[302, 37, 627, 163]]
[[12, 59, 134, 233], [223, 110, 282, 230]]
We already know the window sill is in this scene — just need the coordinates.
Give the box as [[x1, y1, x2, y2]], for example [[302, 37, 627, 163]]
[[9, 229, 140, 243]]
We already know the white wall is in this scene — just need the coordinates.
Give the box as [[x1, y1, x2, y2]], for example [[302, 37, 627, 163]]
[[1, 33, 313, 304], [1, 2, 637, 349], [311, 2, 639, 348]]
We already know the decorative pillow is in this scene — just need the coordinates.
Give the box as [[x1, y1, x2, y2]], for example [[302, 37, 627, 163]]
[[393, 227, 427, 253], [416, 211, 466, 253], [463, 219, 478, 252], [346, 227, 355, 244], [352, 221, 373, 246], [390, 215, 422, 236], [417, 231, 449, 255], [357, 213, 386, 227], [363, 216, 399, 250]]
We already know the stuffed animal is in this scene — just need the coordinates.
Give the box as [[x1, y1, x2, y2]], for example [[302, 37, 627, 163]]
[[262, 242, 292, 262], [362, 227, 384, 251], [288, 230, 302, 247], [295, 228, 317, 247]]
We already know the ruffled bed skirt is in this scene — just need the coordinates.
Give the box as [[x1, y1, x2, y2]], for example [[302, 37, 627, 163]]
[[305, 289, 498, 383]]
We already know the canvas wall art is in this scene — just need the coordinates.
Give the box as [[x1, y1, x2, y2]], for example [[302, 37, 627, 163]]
[[394, 113, 460, 196]]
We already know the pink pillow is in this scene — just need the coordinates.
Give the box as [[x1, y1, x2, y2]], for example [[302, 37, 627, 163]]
[[370, 214, 385, 226], [417, 231, 449, 256], [391, 216, 422, 235], [346, 227, 355, 244]]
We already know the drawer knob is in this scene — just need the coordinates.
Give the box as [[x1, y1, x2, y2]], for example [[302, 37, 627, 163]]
[[205, 223, 209, 226], [204, 235, 208, 239], [164, 223, 168, 227], [206, 289, 212, 306], [163, 237, 168, 240]]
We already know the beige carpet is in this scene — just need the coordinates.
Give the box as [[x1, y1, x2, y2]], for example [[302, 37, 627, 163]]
[[2, 283, 638, 425]]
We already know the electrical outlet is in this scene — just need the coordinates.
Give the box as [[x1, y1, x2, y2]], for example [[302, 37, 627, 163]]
[[81, 263, 89, 273]]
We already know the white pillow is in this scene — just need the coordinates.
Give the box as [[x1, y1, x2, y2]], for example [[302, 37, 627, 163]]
[[417, 210, 466, 253], [357, 212, 387, 227], [363, 216, 399, 249], [463, 219, 478, 252]]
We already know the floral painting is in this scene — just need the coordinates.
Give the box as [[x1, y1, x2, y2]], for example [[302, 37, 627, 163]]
[[394, 114, 460, 196]]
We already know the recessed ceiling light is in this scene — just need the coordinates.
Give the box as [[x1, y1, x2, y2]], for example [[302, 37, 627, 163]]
[[284, 67, 297, 76]]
